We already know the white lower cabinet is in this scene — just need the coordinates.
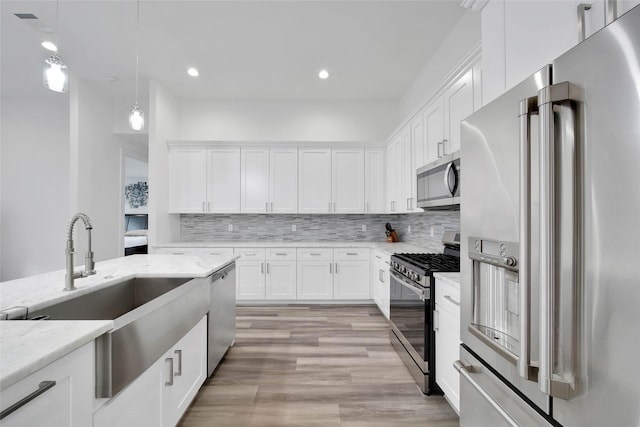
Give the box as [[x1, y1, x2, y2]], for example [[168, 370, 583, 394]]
[[162, 317, 207, 427], [235, 248, 297, 300], [93, 317, 207, 427], [235, 248, 266, 300], [265, 249, 297, 300], [0, 342, 94, 427], [434, 277, 461, 414], [333, 249, 370, 299], [297, 249, 334, 299], [371, 250, 390, 319]]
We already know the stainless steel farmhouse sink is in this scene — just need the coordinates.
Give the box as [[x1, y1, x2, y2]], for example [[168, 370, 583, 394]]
[[27, 276, 210, 398]]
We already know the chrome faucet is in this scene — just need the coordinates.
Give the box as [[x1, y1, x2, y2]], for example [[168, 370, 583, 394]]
[[65, 213, 96, 291]]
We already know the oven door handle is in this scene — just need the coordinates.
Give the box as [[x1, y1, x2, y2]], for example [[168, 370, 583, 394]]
[[390, 270, 428, 301]]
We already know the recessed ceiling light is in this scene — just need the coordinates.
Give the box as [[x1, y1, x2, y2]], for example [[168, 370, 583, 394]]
[[41, 40, 57, 52], [187, 67, 199, 77], [318, 69, 330, 80]]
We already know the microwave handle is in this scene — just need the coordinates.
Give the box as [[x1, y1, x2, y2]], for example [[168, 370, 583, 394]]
[[444, 162, 454, 195]]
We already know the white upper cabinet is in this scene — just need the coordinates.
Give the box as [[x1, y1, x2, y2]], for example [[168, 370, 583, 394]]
[[411, 114, 427, 170], [240, 148, 270, 213], [332, 149, 365, 213], [241, 148, 298, 214], [386, 137, 400, 213], [169, 148, 207, 213], [169, 147, 240, 213], [424, 99, 445, 164], [443, 68, 474, 155], [269, 148, 298, 213], [364, 148, 385, 213], [207, 148, 241, 213], [298, 148, 332, 213]]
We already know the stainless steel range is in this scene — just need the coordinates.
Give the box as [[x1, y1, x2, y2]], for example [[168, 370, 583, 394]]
[[389, 231, 460, 395]]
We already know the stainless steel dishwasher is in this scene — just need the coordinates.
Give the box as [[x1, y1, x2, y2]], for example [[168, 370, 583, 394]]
[[208, 262, 236, 376]]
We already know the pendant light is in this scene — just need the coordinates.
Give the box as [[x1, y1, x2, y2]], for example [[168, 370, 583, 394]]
[[129, 0, 144, 131], [43, 0, 68, 93]]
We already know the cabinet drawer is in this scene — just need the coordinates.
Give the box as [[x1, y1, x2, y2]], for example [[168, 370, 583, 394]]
[[197, 248, 234, 257], [266, 248, 296, 260], [297, 248, 332, 261], [154, 247, 197, 256], [234, 248, 265, 260], [436, 277, 461, 315], [334, 248, 369, 261]]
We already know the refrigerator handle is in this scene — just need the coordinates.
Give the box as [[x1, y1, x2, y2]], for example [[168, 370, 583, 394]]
[[605, 0, 617, 25], [537, 82, 580, 400], [577, 3, 592, 42], [518, 96, 539, 382]]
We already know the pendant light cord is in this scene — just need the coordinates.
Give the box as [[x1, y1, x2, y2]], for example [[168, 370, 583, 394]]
[[135, 0, 140, 104]]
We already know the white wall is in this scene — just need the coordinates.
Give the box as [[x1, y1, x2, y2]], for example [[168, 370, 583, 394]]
[[70, 79, 125, 264], [148, 80, 181, 246], [178, 99, 397, 143], [1, 95, 70, 281], [399, 9, 481, 118]]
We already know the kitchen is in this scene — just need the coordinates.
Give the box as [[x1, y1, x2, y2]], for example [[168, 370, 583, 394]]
[[2, 1, 640, 426]]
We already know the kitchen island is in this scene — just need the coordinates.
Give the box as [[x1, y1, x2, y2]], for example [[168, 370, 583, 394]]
[[0, 253, 237, 426]]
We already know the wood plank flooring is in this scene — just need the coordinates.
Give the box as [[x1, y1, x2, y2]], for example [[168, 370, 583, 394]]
[[178, 305, 459, 427]]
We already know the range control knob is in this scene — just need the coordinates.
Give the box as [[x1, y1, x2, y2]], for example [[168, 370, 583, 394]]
[[505, 257, 517, 267]]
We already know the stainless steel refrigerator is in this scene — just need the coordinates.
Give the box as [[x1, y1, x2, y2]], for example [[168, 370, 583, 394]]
[[458, 5, 640, 426]]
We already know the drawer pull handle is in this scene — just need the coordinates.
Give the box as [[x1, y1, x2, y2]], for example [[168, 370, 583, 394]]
[[244, 252, 256, 256], [346, 252, 358, 256], [165, 358, 174, 386], [310, 253, 321, 256], [174, 350, 182, 376], [444, 295, 460, 306], [0, 381, 56, 420], [275, 253, 287, 256]]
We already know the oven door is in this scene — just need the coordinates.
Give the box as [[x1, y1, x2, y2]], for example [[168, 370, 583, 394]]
[[389, 269, 429, 366]]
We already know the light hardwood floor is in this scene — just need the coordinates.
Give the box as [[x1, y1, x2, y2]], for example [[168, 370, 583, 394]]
[[178, 305, 459, 427]]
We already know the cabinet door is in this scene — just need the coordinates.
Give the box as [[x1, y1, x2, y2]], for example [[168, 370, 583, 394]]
[[443, 68, 474, 155], [94, 357, 163, 427], [265, 260, 297, 300], [436, 307, 461, 413], [332, 149, 365, 213], [236, 260, 265, 300], [386, 142, 398, 213], [411, 114, 427, 170], [1, 342, 94, 427], [364, 148, 385, 213], [207, 148, 241, 213], [298, 149, 332, 213], [297, 261, 333, 299], [333, 260, 370, 299], [169, 148, 207, 213], [270, 148, 298, 213], [163, 317, 207, 427], [401, 125, 418, 212], [424, 99, 445, 163], [241, 148, 270, 213]]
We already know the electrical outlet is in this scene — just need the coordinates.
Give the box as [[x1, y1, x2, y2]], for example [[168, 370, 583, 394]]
[[292, 224, 297, 232], [228, 224, 233, 232], [430, 227, 435, 237], [407, 225, 411, 234], [362, 224, 367, 232]]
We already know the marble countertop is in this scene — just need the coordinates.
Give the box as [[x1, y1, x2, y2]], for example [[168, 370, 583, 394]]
[[0, 254, 238, 391], [155, 241, 428, 256]]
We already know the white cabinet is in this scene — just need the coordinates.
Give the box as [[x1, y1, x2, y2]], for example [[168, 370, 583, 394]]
[[235, 248, 266, 300], [423, 99, 445, 164], [297, 249, 334, 299], [442, 68, 475, 155], [364, 148, 385, 213], [333, 248, 370, 300], [162, 317, 207, 427], [265, 249, 297, 300], [93, 356, 163, 427], [168, 148, 207, 214], [169, 147, 240, 213], [0, 342, 94, 427], [298, 149, 332, 213], [434, 277, 461, 414], [386, 138, 400, 213], [332, 149, 365, 213], [241, 148, 298, 213], [235, 248, 296, 300], [371, 250, 390, 319], [299, 148, 366, 214]]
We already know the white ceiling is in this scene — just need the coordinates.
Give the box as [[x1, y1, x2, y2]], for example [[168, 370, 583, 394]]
[[1, 1, 467, 101]]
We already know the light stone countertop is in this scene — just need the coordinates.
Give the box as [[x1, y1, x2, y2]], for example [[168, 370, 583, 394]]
[[0, 253, 238, 391], [155, 241, 428, 256], [434, 272, 461, 288]]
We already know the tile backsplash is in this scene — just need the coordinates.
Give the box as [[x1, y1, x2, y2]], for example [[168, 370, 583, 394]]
[[181, 210, 459, 252]]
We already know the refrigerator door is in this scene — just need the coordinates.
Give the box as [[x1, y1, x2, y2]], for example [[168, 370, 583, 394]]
[[548, 5, 640, 426], [460, 65, 551, 413]]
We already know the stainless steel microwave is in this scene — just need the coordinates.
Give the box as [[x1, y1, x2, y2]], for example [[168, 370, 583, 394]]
[[416, 151, 460, 209]]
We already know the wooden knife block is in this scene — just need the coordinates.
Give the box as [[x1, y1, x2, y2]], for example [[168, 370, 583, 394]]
[[386, 230, 399, 243]]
